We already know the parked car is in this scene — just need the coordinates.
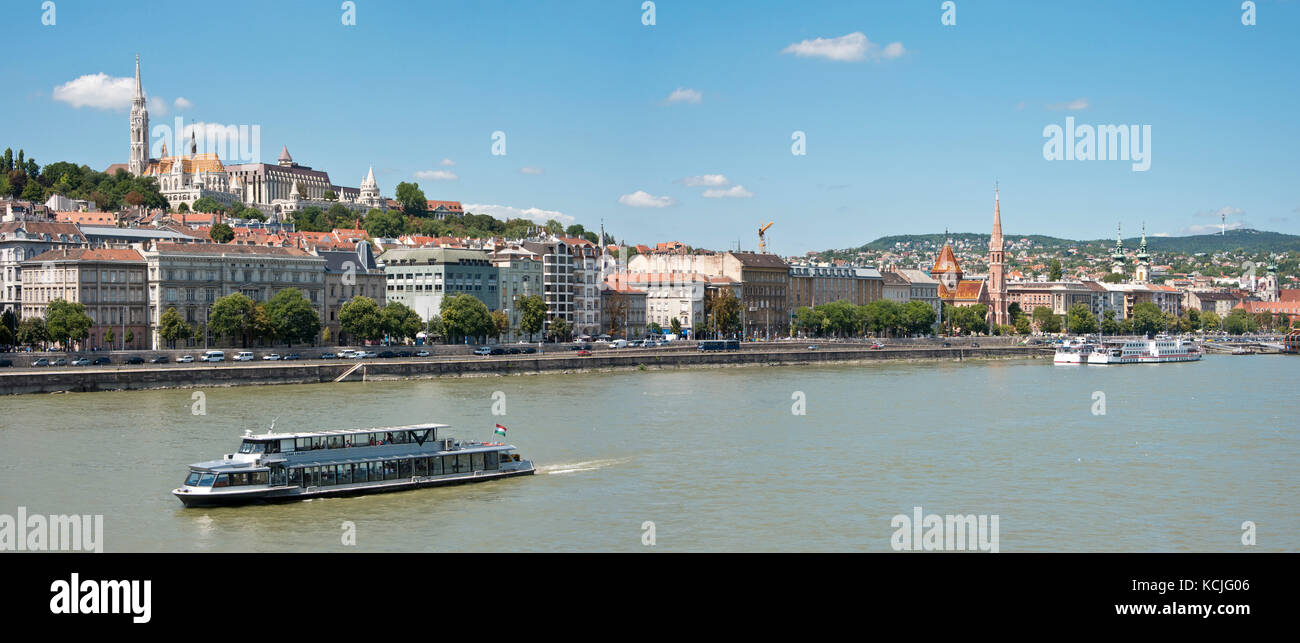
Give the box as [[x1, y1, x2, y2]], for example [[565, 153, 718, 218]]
[[177, 355, 194, 363], [124, 356, 145, 364], [234, 352, 254, 361], [0, 359, 12, 367], [869, 342, 884, 349], [283, 353, 301, 361], [378, 351, 396, 358], [354, 351, 376, 358], [52, 358, 69, 366], [263, 353, 281, 361], [519, 347, 537, 354], [970, 342, 980, 348], [474, 346, 493, 356], [396, 350, 412, 358], [415, 350, 430, 357], [92, 357, 112, 365], [607, 339, 628, 349], [149, 355, 169, 364], [576, 349, 592, 356], [942, 342, 952, 347], [33, 358, 50, 367], [807, 345, 818, 351], [490, 348, 506, 355], [319, 352, 336, 359], [71, 358, 91, 366], [200, 350, 225, 362], [506, 347, 521, 354]]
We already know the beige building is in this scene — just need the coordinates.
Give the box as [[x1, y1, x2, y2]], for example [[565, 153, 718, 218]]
[[20, 248, 149, 350], [321, 244, 386, 344]]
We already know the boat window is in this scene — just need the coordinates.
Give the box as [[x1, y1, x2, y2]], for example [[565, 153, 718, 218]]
[[414, 458, 428, 476], [384, 460, 400, 480], [184, 471, 202, 486], [471, 453, 484, 471], [339, 464, 353, 484], [289, 468, 302, 485], [212, 474, 230, 488], [355, 463, 369, 483], [199, 473, 216, 487], [239, 440, 267, 454], [281, 439, 295, 453], [296, 438, 312, 450], [369, 461, 383, 481], [398, 459, 412, 477], [311, 437, 324, 450], [265, 441, 280, 454], [321, 466, 337, 486], [485, 452, 499, 470], [411, 429, 431, 445], [251, 471, 269, 485], [327, 435, 344, 449], [389, 431, 408, 445], [430, 456, 443, 475]]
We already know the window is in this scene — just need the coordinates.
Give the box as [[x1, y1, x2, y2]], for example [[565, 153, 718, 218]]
[[414, 458, 428, 476], [398, 459, 412, 477], [251, 471, 269, 485], [184, 471, 202, 486], [485, 452, 499, 470], [430, 456, 443, 475], [384, 460, 400, 480], [212, 474, 230, 488], [355, 463, 369, 483], [338, 464, 353, 484], [471, 452, 484, 471], [289, 468, 302, 486]]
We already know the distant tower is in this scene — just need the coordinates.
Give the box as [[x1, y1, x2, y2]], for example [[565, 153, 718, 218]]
[[1110, 223, 1126, 276], [988, 183, 1009, 326], [1221, 211, 1226, 236], [1134, 224, 1150, 283], [359, 165, 380, 207], [128, 55, 149, 177]]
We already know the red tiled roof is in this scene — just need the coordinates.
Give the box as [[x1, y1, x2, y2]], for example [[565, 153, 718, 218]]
[[26, 247, 144, 263], [155, 242, 316, 257]]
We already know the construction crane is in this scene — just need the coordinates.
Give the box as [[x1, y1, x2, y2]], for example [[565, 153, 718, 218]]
[[758, 222, 774, 254]]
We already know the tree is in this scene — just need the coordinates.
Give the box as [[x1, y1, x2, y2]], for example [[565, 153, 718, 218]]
[[265, 288, 322, 347], [602, 291, 628, 337], [647, 322, 662, 336], [242, 207, 266, 222], [159, 307, 191, 348], [17, 318, 47, 348], [794, 306, 823, 337], [1049, 259, 1063, 281], [323, 189, 337, 201], [441, 294, 494, 343], [902, 300, 938, 336], [549, 316, 572, 342], [1130, 302, 1165, 337], [209, 293, 257, 347], [669, 317, 682, 336], [1100, 310, 1120, 335], [209, 222, 234, 243], [394, 182, 427, 214], [518, 295, 546, 341], [124, 329, 135, 349], [1066, 303, 1098, 335], [713, 292, 742, 336], [1101, 272, 1125, 284], [381, 302, 423, 344], [0, 324, 11, 347], [339, 296, 384, 344], [1222, 308, 1255, 335], [425, 315, 446, 344], [321, 326, 332, 345], [1032, 306, 1060, 334], [1200, 311, 1222, 332], [103, 328, 115, 348], [45, 299, 92, 350], [1, 309, 17, 338], [491, 310, 510, 341], [1014, 315, 1032, 335], [191, 197, 224, 213], [364, 208, 405, 238]]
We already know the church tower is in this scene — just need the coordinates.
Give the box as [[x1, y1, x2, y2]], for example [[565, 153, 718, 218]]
[[1110, 224, 1126, 276], [359, 165, 380, 207], [1134, 224, 1150, 283], [128, 55, 149, 177], [988, 184, 1009, 326]]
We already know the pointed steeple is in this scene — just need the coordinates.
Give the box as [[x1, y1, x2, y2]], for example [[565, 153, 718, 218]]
[[989, 182, 1003, 252], [278, 145, 293, 166], [134, 54, 143, 100], [1137, 223, 1149, 261]]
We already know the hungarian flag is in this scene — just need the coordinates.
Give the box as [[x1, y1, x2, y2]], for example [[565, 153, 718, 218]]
[[494, 424, 508, 437]]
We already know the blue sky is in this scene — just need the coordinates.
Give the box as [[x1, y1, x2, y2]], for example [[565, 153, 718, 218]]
[[5, 0, 1299, 255]]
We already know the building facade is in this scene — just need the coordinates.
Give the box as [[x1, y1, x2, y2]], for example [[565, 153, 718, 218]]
[[492, 247, 545, 342], [20, 248, 149, 350], [321, 243, 386, 343], [379, 247, 499, 322], [1, 221, 88, 314]]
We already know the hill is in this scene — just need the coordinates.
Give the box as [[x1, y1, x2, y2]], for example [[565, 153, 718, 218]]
[[843, 229, 1300, 256]]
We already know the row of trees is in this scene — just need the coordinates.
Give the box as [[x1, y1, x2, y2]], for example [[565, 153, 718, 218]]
[[0, 301, 99, 350], [2, 149, 170, 210], [795, 299, 940, 337]]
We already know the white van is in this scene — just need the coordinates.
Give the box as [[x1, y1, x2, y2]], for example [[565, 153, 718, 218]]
[[608, 339, 628, 349], [199, 350, 225, 362], [234, 351, 254, 361]]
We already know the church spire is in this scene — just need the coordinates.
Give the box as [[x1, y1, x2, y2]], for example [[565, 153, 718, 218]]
[[989, 182, 1003, 251], [134, 54, 143, 99]]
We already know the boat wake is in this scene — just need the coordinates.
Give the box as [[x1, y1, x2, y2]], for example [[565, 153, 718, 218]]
[[539, 458, 630, 475]]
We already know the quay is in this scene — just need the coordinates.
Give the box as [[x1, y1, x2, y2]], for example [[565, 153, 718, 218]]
[[0, 343, 1051, 396]]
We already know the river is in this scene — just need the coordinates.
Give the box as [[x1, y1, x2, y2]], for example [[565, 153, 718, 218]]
[[1, 356, 1295, 552]]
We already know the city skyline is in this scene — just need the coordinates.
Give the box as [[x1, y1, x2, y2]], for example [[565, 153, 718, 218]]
[[5, 0, 1299, 255]]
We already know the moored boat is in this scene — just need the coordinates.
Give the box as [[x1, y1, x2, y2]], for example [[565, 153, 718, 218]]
[[1085, 338, 1202, 364]]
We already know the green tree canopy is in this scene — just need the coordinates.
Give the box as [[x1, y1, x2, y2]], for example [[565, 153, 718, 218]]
[[518, 294, 547, 341], [209, 222, 234, 243], [381, 302, 423, 344], [339, 296, 384, 343], [159, 307, 191, 348], [265, 288, 322, 346], [1066, 303, 1098, 334], [209, 293, 257, 347], [394, 182, 427, 215], [441, 294, 494, 343], [45, 299, 92, 350]]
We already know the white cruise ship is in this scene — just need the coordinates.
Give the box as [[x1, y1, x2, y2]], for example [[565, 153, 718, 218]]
[[1084, 338, 1202, 364]]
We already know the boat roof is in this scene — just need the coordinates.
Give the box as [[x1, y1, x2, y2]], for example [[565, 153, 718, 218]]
[[243, 423, 452, 441]]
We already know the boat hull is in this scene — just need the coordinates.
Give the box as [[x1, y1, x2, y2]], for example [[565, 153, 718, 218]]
[[174, 466, 535, 508]]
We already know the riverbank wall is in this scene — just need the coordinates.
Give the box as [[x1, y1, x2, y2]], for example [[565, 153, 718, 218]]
[[0, 345, 1051, 396]]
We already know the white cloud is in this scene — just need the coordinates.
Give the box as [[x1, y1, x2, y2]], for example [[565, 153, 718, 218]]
[[173, 97, 193, 110], [702, 184, 754, 198], [415, 169, 458, 181], [1196, 206, 1243, 218], [1046, 98, 1090, 111], [464, 203, 574, 225], [1187, 222, 1244, 234], [781, 32, 903, 62], [618, 190, 677, 208], [679, 174, 729, 187], [664, 87, 703, 104], [520, 166, 544, 175], [52, 73, 135, 110], [439, 158, 456, 166], [149, 96, 169, 117]]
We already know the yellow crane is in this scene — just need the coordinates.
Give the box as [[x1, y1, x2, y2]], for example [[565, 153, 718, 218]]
[[758, 222, 774, 253]]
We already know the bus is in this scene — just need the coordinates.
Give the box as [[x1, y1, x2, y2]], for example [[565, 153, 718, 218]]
[[697, 340, 740, 351]]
